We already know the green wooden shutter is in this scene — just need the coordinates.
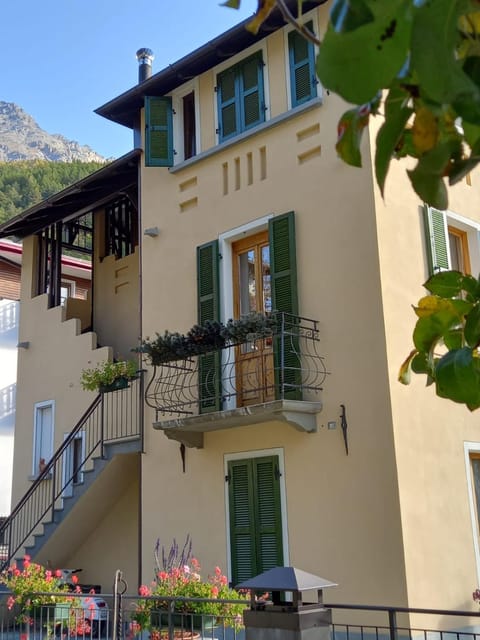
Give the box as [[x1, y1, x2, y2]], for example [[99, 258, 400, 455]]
[[239, 53, 265, 130], [288, 22, 317, 107], [217, 67, 239, 142], [197, 240, 221, 413], [228, 459, 258, 585], [269, 212, 301, 400], [145, 96, 173, 167], [423, 205, 450, 275], [253, 456, 284, 574], [228, 455, 283, 586]]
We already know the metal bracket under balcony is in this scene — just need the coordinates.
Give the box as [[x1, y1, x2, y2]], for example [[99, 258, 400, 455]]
[[146, 314, 327, 448]]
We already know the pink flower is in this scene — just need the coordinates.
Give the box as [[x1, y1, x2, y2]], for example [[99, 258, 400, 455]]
[[55, 569, 62, 578], [220, 575, 228, 585], [211, 586, 219, 598], [7, 596, 15, 610], [23, 555, 31, 568], [215, 566, 222, 576], [71, 575, 79, 584], [139, 584, 151, 597]]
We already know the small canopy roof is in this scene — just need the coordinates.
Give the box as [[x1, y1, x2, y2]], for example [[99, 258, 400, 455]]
[[236, 567, 337, 592], [0, 149, 140, 240]]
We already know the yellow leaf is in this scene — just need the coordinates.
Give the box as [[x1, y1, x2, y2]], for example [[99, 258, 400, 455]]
[[414, 295, 457, 318], [246, 0, 277, 34], [412, 106, 439, 154], [399, 349, 417, 385]]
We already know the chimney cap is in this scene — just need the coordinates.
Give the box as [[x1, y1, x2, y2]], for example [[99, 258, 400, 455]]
[[136, 48, 154, 63]]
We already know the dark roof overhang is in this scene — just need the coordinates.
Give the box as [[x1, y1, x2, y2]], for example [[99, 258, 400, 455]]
[[0, 149, 141, 239], [95, 0, 327, 129]]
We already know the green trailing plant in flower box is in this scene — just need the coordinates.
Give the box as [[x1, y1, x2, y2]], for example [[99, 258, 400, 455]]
[[80, 359, 138, 392], [136, 312, 277, 366]]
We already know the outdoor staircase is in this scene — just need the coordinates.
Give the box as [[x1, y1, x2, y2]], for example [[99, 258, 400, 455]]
[[0, 374, 144, 570]]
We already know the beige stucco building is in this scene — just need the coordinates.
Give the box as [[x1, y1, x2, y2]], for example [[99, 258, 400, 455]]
[[2, 0, 480, 621]]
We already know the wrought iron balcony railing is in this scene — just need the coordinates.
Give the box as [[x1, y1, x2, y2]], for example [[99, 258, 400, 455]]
[[145, 313, 327, 420]]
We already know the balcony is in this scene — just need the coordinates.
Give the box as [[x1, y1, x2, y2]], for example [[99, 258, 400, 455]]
[[145, 313, 327, 448]]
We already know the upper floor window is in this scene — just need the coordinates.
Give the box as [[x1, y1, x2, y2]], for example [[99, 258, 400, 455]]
[[33, 401, 54, 477], [216, 52, 265, 143], [145, 96, 174, 167], [424, 205, 480, 276], [105, 197, 137, 259], [287, 21, 318, 107]]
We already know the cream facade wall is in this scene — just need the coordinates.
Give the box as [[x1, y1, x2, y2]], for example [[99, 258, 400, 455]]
[[138, 8, 407, 607], [10, 234, 140, 587], [370, 125, 480, 612]]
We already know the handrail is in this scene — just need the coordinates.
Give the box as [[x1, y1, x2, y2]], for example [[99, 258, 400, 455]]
[[0, 373, 144, 570]]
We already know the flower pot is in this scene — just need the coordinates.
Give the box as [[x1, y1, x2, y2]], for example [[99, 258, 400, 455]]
[[157, 613, 217, 632], [99, 376, 130, 393], [151, 630, 200, 640]]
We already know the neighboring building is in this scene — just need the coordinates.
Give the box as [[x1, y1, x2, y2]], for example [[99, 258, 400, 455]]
[[0, 239, 90, 517], [2, 0, 480, 622], [0, 240, 21, 517]]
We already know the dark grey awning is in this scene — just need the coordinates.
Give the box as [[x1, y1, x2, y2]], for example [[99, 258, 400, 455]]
[[236, 567, 337, 592], [0, 149, 140, 239]]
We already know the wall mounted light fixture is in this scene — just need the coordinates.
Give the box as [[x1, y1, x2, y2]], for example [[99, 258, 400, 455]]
[[144, 227, 160, 237], [17, 341, 30, 349]]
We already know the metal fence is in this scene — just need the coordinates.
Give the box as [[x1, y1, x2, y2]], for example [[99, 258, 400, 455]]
[[1, 594, 480, 640]]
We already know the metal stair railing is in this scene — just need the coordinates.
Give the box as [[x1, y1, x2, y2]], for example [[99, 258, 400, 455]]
[[0, 372, 144, 570]]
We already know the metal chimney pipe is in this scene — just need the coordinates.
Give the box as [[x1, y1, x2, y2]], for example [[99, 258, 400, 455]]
[[136, 48, 154, 83]]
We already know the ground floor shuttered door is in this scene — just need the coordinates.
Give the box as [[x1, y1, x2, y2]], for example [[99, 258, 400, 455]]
[[228, 455, 284, 585]]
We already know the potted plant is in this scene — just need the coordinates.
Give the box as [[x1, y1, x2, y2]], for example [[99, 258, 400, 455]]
[[80, 359, 138, 393], [130, 538, 247, 635]]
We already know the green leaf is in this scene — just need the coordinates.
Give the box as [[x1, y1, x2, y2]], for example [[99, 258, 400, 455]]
[[411, 0, 480, 123], [375, 86, 413, 196], [449, 155, 480, 185], [465, 304, 480, 347], [462, 120, 480, 148], [424, 270, 466, 297], [317, 0, 412, 104], [335, 106, 370, 166], [406, 140, 459, 209], [444, 328, 464, 350], [435, 347, 480, 410], [330, 0, 374, 32], [411, 351, 430, 374], [413, 309, 462, 352], [221, 0, 241, 7]]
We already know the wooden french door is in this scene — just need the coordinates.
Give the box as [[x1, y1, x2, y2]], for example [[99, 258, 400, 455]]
[[232, 231, 274, 406]]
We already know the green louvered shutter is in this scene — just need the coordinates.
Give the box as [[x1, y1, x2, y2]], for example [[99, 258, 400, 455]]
[[228, 456, 283, 586], [145, 96, 173, 167], [423, 205, 450, 275], [228, 459, 257, 585], [217, 67, 239, 142], [240, 53, 265, 130], [269, 212, 301, 400], [197, 240, 221, 413], [288, 22, 317, 107]]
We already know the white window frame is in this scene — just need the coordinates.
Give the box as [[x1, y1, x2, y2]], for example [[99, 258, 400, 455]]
[[465, 441, 480, 585], [218, 214, 274, 410], [224, 447, 290, 582], [62, 431, 86, 498], [213, 41, 270, 145], [32, 400, 55, 477], [425, 206, 480, 275], [283, 9, 321, 110], [170, 78, 201, 165]]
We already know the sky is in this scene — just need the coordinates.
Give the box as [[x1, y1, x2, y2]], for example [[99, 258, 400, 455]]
[[0, 1, 259, 159]]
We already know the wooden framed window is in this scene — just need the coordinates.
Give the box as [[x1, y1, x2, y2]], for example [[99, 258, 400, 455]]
[[183, 91, 196, 160], [145, 96, 174, 167], [105, 197, 137, 259], [448, 226, 471, 274]]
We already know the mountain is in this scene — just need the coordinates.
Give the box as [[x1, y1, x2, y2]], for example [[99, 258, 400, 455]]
[[0, 101, 105, 162]]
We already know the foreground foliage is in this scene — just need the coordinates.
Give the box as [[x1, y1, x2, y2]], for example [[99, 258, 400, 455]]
[[226, 0, 480, 210], [0, 160, 105, 224], [400, 271, 480, 410]]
